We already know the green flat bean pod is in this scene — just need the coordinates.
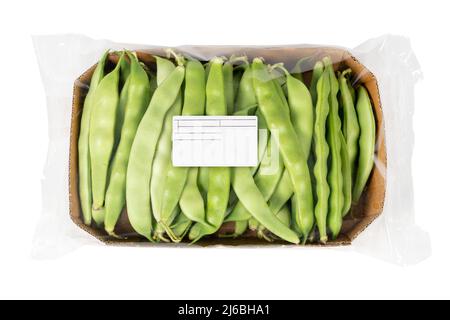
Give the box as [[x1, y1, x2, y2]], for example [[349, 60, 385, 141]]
[[168, 59, 207, 233], [324, 59, 344, 240], [268, 170, 293, 214], [226, 137, 283, 223], [231, 167, 299, 244], [234, 64, 269, 174], [189, 57, 230, 241], [276, 65, 314, 158], [313, 63, 331, 243], [252, 58, 314, 241], [353, 86, 376, 202], [339, 69, 360, 180], [126, 62, 185, 241], [78, 50, 109, 226], [159, 158, 188, 241], [150, 57, 177, 226], [104, 53, 151, 236], [176, 61, 207, 220], [89, 52, 124, 225], [150, 56, 185, 241], [178, 60, 207, 225], [271, 63, 309, 239], [257, 205, 291, 241]]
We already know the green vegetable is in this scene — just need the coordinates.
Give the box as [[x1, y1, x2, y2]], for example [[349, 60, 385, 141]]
[[353, 86, 376, 202], [126, 61, 185, 240], [339, 69, 360, 181], [189, 57, 230, 241], [313, 61, 331, 243], [231, 167, 299, 244], [78, 50, 109, 226], [178, 60, 208, 227], [104, 52, 151, 236], [252, 58, 314, 241], [150, 56, 183, 241], [324, 58, 344, 240], [89, 52, 124, 225]]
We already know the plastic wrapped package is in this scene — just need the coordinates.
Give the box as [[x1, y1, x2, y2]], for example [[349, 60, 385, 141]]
[[33, 34, 430, 264]]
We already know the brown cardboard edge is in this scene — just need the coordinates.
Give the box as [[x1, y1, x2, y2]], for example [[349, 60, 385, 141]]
[[342, 52, 387, 242], [68, 47, 386, 247]]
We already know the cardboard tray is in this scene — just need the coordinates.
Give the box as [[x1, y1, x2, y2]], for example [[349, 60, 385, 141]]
[[69, 46, 386, 246]]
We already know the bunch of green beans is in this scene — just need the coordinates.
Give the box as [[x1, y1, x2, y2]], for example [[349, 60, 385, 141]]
[[78, 50, 376, 244]]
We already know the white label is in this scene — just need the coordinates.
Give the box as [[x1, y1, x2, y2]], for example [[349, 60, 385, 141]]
[[172, 116, 258, 167]]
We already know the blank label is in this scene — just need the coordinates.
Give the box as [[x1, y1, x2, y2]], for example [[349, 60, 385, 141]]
[[172, 116, 258, 167]]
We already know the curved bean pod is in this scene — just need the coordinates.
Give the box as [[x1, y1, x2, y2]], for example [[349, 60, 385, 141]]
[[149, 57, 176, 224], [89, 52, 124, 225], [339, 69, 360, 180], [264, 73, 295, 221], [126, 64, 185, 240], [276, 65, 313, 157], [159, 162, 188, 240], [252, 58, 314, 241], [104, 53, 151, 236], [353, 86, 376, 202], [180, 168, 205, 224], [234, 64, 268, 174], [268, 170, 293, 214], [149, 57, 184, 241], [281, 67, 314, 242], [231, 167, 299, 244], [226, 137, 283, 222], [257, 205, 291, 241], [78, 50, 109, 226]]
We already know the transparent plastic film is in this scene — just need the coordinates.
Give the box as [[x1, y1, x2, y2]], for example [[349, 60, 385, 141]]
[[33, 34, 429, 265]]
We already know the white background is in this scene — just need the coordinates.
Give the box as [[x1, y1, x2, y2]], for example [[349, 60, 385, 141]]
[[0, 0, 449, 300]]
